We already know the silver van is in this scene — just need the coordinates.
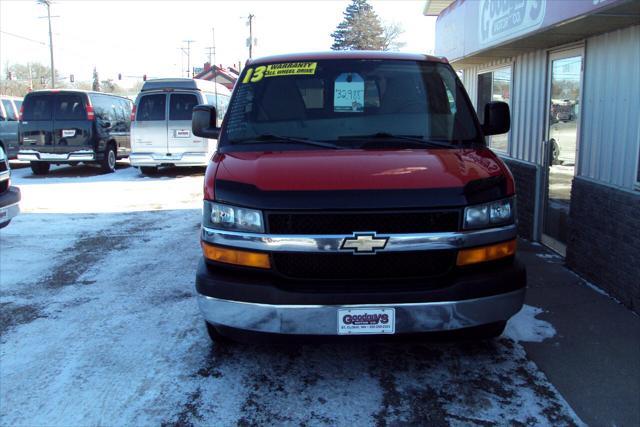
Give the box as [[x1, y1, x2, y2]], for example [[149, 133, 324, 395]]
[[0, 96, 23, 159], [130, 78, 231, 175]]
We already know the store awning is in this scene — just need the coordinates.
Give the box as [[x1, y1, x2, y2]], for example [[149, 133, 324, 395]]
[[433, 0, 640, 66], [423, 0, 455, 16]]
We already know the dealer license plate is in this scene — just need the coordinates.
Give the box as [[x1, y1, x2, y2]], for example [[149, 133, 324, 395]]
[[337, 308, 395, 335]]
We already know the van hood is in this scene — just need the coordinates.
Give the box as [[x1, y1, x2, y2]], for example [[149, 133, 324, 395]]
[[215, 148, 506, 190], [212, 148, 512, 209]]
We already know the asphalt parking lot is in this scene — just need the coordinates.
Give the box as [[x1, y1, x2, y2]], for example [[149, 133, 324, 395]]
[[0, 161, 596, 426]]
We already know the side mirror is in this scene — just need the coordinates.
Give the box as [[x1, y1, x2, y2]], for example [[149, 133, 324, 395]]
[[192, 104, 219, 139], [482, 101, 510, 136]]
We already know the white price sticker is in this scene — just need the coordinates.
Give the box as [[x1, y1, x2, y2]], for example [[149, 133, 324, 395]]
[[334, 73, 364, 113]]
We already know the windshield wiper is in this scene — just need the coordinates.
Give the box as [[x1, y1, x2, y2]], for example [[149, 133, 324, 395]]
[[232, 133, 341, 150], [339, 133, 459, 149]]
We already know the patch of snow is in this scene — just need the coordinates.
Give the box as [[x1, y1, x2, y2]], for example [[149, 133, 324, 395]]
[[8, 163, 204, 214], [580, 279, 611, 298], [1, 164, 585, 426], [505, 304, 557, 343], [535, 252, 563, 262], [565, 269, 626, 308]]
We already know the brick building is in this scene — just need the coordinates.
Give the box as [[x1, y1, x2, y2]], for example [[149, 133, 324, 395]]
[[194, 63, 239, 90], [425, 0, 640, 311]]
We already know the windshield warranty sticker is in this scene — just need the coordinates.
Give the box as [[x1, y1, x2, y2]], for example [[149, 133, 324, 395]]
[[242, 62, 317, 83]]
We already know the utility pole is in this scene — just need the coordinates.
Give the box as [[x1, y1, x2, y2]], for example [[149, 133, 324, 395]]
[[205, 28, 216, 66], [205, 47, 214, 65], [247, 14, 255, 59], [212, 27, 217, 68], [182, 40, 195, 78], [212, 28, 218, 107], [37, 0, 56, 88]]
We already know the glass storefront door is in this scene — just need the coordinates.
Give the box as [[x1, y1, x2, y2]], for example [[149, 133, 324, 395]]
[[542, 48, 583, 255]]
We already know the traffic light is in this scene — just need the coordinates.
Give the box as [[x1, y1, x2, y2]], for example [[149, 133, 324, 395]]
[[118, 73, 122, 80], [70, 74, 74, 83], [7, 71, 12, 80], [40, 76, 45, 84], [143, 74, 147, 81]]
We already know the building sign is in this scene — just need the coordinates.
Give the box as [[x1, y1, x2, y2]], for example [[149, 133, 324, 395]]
[[436, 0, 625, 61], [479, 0, 546, 46]]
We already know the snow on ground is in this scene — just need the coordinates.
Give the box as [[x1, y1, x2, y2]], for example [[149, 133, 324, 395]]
[[1, 163, 583, 426], [504, 305, 557, 343]]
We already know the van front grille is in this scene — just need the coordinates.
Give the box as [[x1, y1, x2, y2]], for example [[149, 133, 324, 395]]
[[272, 250, 455, 281], [267, 210, 460, 235]]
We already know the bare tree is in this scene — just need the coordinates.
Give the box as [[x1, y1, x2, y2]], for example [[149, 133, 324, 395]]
[[382, 22, 406, 51], [0, 62, 62, 96]]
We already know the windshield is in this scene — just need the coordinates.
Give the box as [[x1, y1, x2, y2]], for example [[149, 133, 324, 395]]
[[222, 59, 481, 149]]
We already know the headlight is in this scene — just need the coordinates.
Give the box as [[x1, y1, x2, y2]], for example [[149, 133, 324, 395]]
[[464, 197, 514, 229], [203, 201, 264, 233]]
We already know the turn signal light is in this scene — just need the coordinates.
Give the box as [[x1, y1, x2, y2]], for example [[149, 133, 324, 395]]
[[456, 239, 516, 266], [201, 242, 271, 269]]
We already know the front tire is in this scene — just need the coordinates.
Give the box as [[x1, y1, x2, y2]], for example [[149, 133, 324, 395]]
[[206, 322, 232, 343], [473, 321, 507, 339], [0, 220, 10, 229], [140, 166, 158, 176], [30, 161, 50, 175], [100, 145, 117, 173]]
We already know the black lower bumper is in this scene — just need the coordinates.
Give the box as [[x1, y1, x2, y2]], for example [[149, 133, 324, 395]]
[[195, 257, 526, 306], [0, 186, 21, 225], [0, 186, 21, 208]]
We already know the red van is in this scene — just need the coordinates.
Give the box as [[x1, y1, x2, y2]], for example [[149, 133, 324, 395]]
[[192, 51, 525, 341]]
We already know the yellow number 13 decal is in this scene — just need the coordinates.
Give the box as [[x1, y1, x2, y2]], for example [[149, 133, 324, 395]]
[[242, 66, 266, 84]]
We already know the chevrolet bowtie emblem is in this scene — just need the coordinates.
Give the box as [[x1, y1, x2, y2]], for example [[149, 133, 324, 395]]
[[340, 232, 389, 254]]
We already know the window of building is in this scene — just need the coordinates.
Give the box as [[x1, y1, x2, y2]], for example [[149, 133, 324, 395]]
[[636, 147, 640, 190], [477, 66, 511, 153]]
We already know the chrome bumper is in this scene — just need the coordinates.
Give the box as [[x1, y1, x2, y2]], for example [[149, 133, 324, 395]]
[[198, 289, 525, 335], [0, 202, 20, 223], [17, 150, 95, 162], [130, 151, 208, 167], [201, 224, 518, 253]]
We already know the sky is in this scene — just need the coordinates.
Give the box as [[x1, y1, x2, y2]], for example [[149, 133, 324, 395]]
[[0, 0, 436, 88]]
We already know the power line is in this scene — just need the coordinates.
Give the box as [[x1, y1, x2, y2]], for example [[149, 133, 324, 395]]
[[0, 30, 47, 46]]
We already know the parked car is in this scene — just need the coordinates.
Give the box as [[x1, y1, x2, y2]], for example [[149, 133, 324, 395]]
[[130, 78, 231, 175], [18, 90, 132, 175], [0, 95, 23, 159], [192, 51, 526, 342], [0, 145, 20, 229]]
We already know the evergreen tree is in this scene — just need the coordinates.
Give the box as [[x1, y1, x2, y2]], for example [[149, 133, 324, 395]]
[[331, 0, 385, 51], [92, 67, 101, 92]]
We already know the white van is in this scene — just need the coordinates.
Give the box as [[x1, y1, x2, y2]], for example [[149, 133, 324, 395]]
[[130, 78, 231, 174]]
